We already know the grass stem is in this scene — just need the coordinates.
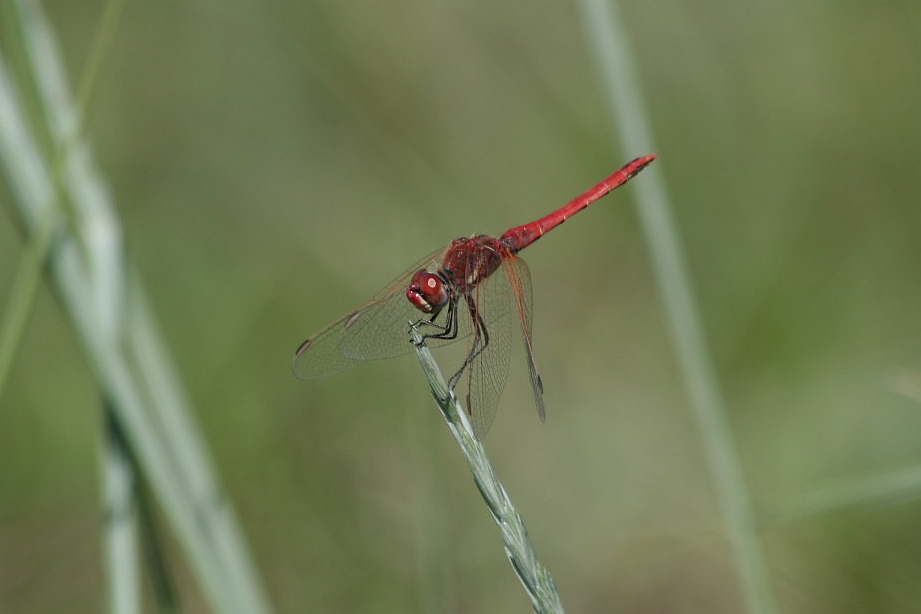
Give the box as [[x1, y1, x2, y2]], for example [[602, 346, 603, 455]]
[[578, 1, 777, 612], [410, 325, 564, 614]]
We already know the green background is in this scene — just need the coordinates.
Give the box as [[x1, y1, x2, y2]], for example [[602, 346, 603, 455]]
[[2, 0, 920, 611]]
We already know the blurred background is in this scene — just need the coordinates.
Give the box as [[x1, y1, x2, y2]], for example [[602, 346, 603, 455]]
[[1, 0, 920, 611]]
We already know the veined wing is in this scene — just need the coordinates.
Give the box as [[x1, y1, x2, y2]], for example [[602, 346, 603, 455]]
[[458, 256, 517, 439], [502, 255, 544, 423], [293, 248, 450, 380]]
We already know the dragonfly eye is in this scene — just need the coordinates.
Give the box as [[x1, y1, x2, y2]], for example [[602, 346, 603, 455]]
[[407, 270, 449, 314]]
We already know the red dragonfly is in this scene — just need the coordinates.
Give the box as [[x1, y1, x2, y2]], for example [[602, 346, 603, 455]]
[[295, 154, 655, 439]]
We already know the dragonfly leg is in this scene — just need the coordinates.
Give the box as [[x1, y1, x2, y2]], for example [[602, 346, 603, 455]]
[[419, 295, 460, 342], [448, 294, 490, 391]]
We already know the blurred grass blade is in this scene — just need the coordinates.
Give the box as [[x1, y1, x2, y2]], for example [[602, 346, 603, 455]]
[[71, 0, 125, 132], [410, 326, 564, 614], [0, 201, 56, 404], [0, 2, 273, 613], [577, 1, 777, 613], [774, 466, 921, 522], [0, 0, 125, 406], [104, 403, 180, 614], [102, 403, 142, 614]]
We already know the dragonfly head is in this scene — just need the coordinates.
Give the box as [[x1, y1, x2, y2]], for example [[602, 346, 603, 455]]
[[407, 269, 449, 315]]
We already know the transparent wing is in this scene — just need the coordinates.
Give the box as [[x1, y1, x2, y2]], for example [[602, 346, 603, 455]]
[[293, 248, 461, 380], [502, 255, 545, 423], [459, 260, 516, 439]]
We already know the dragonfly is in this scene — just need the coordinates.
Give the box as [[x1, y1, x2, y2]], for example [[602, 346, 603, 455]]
[[294, 154, 655, 439]]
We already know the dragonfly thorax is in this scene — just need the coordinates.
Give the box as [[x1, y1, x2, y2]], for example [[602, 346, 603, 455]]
[[441, 235, 505, 293]]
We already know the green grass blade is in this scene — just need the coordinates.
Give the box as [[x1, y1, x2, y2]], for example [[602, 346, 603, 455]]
[[104, 403, 181, 614], [410, 326, 564, 614], [0, 201, 56, 405], [577, 1, 777, 613], [0, 2, 273, 612], [102, 404, 142, 614], [773, 465, 921, 522]]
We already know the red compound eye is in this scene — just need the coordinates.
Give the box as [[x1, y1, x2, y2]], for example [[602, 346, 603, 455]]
[[406, 270, 448, 314]]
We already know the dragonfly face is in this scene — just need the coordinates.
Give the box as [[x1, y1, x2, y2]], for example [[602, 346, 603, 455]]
[[406, 269, 449, 316]]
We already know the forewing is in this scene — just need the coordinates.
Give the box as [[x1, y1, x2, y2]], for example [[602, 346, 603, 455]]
[[292, 309, 372, 380], [293, 249, 449, 380]]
